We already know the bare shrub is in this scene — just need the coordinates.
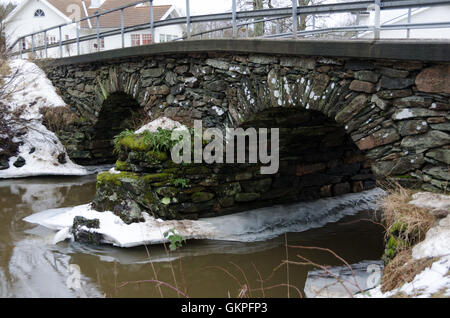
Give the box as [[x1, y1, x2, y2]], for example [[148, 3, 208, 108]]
[[40, 106, 80, 132]]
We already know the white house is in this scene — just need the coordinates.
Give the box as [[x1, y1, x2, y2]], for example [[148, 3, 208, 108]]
[[354, 5, 450, 39], [3, 0, 184, 58]]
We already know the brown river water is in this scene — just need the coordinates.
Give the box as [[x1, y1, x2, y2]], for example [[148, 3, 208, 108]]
[[0, 174, 384, 298]]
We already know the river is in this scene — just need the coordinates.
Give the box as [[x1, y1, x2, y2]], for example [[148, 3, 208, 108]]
[[0, 174, 384, 298]]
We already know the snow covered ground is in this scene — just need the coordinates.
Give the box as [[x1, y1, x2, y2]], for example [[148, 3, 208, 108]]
[[24, 188, 385, 248], [358, 193, 450, 298], [0, 59, 96, 179]]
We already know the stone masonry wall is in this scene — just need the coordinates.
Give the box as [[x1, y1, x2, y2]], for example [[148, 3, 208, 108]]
[[43, 52, 450, 195]]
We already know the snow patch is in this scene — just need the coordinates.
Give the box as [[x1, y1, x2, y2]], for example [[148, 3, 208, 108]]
[[135, 117, 187, 134], [24, 188, 386, 248]]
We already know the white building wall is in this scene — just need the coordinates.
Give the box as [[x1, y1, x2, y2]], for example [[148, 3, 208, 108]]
[[358, 6, 450, 39]]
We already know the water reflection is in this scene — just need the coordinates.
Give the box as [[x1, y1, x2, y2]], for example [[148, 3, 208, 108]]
[[0, 175, 385, 298]]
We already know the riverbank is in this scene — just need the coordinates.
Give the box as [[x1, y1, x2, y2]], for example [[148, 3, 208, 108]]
[[0, 58, 97, 179], [362, 188, 450, 298]]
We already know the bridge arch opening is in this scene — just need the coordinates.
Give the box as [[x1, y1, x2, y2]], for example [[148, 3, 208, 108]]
[[91, 92, 143, 163], [236, 107, 376, 203]]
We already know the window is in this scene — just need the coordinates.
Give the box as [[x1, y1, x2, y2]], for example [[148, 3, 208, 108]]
[[142, 34, 152, 45], [159, 34, 166, 43], [47, 36, 56, 44], [131, 34, 140, 46], [34, 9, 45, 17]]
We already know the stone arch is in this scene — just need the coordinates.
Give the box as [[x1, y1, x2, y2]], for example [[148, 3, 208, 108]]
[[90, 92, 142, 163]]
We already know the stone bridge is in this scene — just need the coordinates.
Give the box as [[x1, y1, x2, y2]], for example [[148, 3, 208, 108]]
[[41, 39, 450, 221]]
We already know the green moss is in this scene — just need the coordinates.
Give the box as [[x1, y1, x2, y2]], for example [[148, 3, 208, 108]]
[[146, 150, 168, 162], [97, 171, 139, 186], [115, 160, 131, 171], [141, 173, 173, 184], [118, 135, 151, 152]]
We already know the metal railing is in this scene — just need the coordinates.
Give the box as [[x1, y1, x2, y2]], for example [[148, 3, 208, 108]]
[[8, 0, 450, 59]]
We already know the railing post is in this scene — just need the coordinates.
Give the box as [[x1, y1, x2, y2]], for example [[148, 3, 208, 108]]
[[246, 24, 249, 38], [96, 13, 100, 52], [150, 0, 155, 44], [186, 0, 191, 39], [407, 8, 411, 38], [59, 26, 62, 58], [292, 0, 298, 39], [76, 22, 80, 55], [232, 0, 237, 38], [374, 0, 381, 40], [44, 30, 48, 58], [121, 8, 125, 48], [31, 33, 34, 57], [19, 37, 23, 59], [312, 15, 316, 30], [276, 19, 280, 35]]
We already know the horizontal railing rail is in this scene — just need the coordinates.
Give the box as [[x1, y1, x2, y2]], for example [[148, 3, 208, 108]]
[[8, 0, 450, 59]]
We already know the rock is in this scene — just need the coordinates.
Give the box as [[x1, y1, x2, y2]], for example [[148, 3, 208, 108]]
[[354, 70, 379, 83], [345, 60, 374, 70], [280, 57, 315, 69], [147, 85, 170, 95], [401, 131, 450, 153], [393, 96, 432, 108], [426, 149, 450, 165], [423, 165, 450, 181], [296, 163, 326, 176], [355, 128, 400, 150], [350, 80, 376, 93], [304, 260, 384, 298], [13, 156, 26, 168], [371, 154, 424, 177], [235, 192, 260, 202], [205, 59, 230, 70], [71, 216, 102, 245], [397, 119, 428, 136], [379, 76, 414, 90], [431, 122, 450, 132], [57, 153, 67, 164], [392, 108, 445, 120], [191, 192, 215, 203], [241, 178, 272, 193], [430, 102, 450, 111], [205, 80, 228, 92], [333, 182, 351, 196], [141, 67, 165, 78], [377, 89, 411, 100], [335, 94, 368, 123], [0, 158, 9, 170], [379, 67, 409, 78], [415, 65, 450, 94], [371, 94, 389, 110], [249, 55, 278, 65]]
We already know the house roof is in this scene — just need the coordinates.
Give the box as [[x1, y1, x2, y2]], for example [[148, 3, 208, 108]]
[[5, 0, 175, 29]]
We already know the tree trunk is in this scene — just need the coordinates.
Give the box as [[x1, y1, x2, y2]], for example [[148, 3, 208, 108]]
[[253, 0, 264, 36]]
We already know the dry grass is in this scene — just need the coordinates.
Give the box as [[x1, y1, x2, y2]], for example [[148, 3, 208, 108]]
[[380, 185, 435, 250], [381, 249, 436, 293], [40, 106, 81, 132]]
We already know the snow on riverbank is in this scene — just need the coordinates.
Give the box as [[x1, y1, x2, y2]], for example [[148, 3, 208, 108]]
[[24, 188, 385, 248], [0, 59, 92, 179], [359, 193, 450, 298]]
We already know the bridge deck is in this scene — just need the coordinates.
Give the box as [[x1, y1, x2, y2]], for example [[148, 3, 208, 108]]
[[45, 39, 450, 66]]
